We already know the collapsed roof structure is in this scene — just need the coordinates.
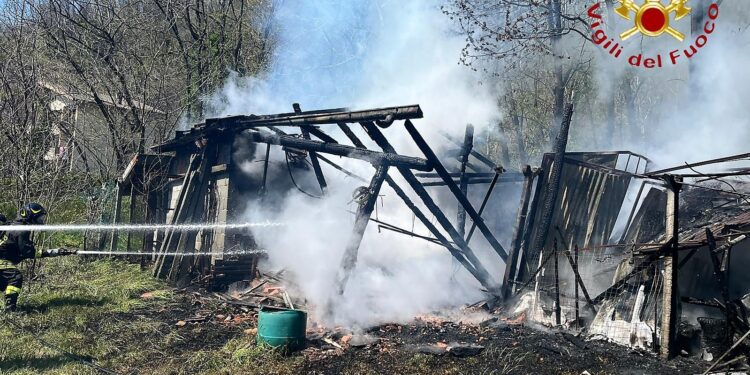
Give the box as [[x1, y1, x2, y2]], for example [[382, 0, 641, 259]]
[[115, 104, 512, 293]]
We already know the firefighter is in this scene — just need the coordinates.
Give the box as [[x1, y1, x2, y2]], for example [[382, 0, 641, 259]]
[[0, 203, 76, 312]]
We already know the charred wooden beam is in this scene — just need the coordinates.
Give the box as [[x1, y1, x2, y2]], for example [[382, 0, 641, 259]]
[[457, 124, 474, 237], [422, 176, 524, 187], [154, 105, 424, 152], [465, 170, 502, 244], [660, 175, 682, 359], [230, 105, 423, 128], [153, 154, 200, 277], [405, 120, 508, 262], [306, 127, 339, 143], [259, 144, 271, 195], [316, 154, 368, 183], [336, 123, 495, 290], [502, 166, 535, 298], [416, 172, 503, 178], [168, 143, 219, 282], [337, 165, 389, 294], [243, 129, 433, 171], [357, 122, 499, 292], [563, 246, 597, 314], [702, 328, 750, 375], [554, 239, 561, 325], [528, 102, 574, 275], [296, 104, 329, 195], [514, 167, 546, 284]]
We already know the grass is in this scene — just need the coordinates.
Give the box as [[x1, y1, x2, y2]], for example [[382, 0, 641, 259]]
[[0, 257, 165, 374], [0, 257, 303, 375]]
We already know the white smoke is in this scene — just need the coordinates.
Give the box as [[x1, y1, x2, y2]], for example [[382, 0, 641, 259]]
[[206, 0, 505, 328], [589, 1, 750, 172]]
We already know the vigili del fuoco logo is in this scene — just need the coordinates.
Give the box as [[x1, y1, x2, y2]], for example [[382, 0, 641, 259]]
[[587, 0, 720, 68]]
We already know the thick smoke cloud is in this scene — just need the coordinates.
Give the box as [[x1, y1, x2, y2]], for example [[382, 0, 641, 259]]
[[206, 0, 505, 328]]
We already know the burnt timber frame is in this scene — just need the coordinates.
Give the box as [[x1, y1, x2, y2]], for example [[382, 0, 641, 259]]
[[354, 122, 499, 292], [405, 120, 508, 262], [149, 104, 511, 296]]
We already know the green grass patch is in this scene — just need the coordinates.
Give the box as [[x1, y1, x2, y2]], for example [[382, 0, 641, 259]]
[[0, 257, 166, 374], [0, 257, 306, 375]]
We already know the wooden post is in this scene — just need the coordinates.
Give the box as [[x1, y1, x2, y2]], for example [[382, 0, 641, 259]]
[[660, 175, 682, 359], [514, 167, 546, 287], [294, 103, 328, 196], [554, 239, 561, 325], [571, 245, 581, 327], [259, 144, 271, 196], [109, 181, 122, 253], [337, 164, 389, 294], [502, 165, 534, 297], [126, 183, 137, 253], [528, 103, 574, 274], [456, 124, 474, 237]]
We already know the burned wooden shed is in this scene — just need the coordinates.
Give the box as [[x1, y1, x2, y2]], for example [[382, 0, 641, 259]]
[[111, 104, 513, 293], [506, 126, 750, 364]]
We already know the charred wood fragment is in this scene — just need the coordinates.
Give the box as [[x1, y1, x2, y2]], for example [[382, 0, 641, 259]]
[[456, 124, 474, 237]]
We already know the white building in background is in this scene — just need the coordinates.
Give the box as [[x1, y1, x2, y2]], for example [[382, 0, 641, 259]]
[[39, 81, 166, 174]]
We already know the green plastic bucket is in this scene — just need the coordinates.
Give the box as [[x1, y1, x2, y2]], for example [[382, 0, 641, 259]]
[[257, 306, 307, 351]]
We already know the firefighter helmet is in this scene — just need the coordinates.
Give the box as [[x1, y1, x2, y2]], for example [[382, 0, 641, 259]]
[[19, 203, 47, 225]]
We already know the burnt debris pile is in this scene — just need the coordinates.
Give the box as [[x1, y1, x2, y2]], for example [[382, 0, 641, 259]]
[[507, 137, 750, 371]]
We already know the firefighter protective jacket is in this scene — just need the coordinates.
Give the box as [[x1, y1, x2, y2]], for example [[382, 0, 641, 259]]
[[0, 221, 39, 268]]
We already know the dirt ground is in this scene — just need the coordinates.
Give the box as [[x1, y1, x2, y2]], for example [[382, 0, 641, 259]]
[[0, 258, 711, 374], [115, 288, 708, 375]]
